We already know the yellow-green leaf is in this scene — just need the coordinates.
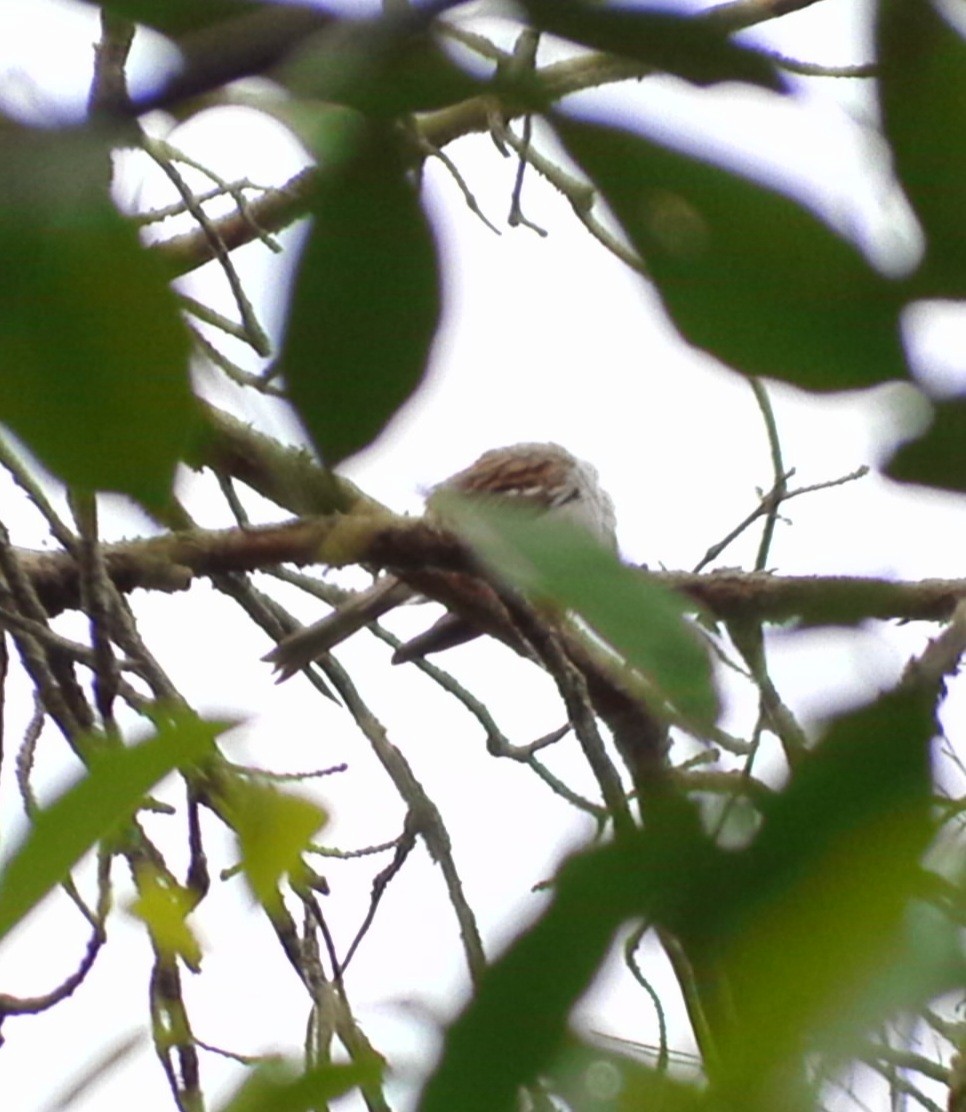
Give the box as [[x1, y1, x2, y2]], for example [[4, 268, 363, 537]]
[[224, 779, 327, 908], [129, 868, 202, 968], [217, 1056, 382, 1112], [0, 710, 222, 944]]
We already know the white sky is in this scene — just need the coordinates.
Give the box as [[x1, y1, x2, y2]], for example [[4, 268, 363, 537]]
[[0, 2, 964, 1111]]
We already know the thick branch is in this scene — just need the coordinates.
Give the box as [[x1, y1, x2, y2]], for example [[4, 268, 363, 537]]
[[17, 516, 966, 628], [17, 512, 956, 797], [9, 512, 962, 794], [191, 400, 379, 517], [658, 569, 965, 626]]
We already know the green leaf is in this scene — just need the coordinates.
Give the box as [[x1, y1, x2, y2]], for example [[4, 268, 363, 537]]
[[129, 868, 203, 968], [421, 688, 937, 1112], [0, 710, 222, 944], [281, 21, 482, 117], [420, 800, 716, 1112], [223, 779, 327, 908], [83, 5, 341, 118], [217, 1057, 382, 1112], [554, 115, 908, 390], [436, 496, 718, 727], [521, 0, 784, 92], [706, 687, 937, 1100], [886, 397, 966, 491], [544, 1037, 703, 1112], [0, 127, 193, 505], [281, 117, 440, 465], [87, 0, 267, 37], [878, 0, 966, 296]]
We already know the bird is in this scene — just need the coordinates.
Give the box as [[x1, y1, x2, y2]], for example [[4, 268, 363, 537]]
[[263, 442, 617, 680]]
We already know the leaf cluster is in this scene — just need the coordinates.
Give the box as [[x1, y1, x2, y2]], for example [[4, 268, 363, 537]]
[[2, 2, 966, 1112]]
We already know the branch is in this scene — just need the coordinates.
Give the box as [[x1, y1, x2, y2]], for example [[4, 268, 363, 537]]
[[190, 400, 377, 517], [661, 569, 966, 626], [14, 511, 966, 630]]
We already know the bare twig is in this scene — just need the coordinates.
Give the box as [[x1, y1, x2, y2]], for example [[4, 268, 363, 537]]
[[765, 52, 876, 78], [143, 137, 272, 357], [416, 135, 501, 234], [339, 817, 419, 975], [321, 655, 488, 988], [149, 956, 202, 1112], [497, 122, 645, 273], [747, 378, 787, 571], [624, 923, 669, 1073], [69, 491, 121, 727]]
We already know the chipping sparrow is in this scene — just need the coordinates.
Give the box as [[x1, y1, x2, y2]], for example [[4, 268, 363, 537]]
[[264, 443, 616, 680]]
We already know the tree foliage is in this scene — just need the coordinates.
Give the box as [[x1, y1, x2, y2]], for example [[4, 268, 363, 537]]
[[1, 2, 966, 1111]]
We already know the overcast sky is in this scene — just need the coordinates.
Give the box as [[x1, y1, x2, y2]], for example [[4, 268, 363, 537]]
[[1, 2, 964, 1111]]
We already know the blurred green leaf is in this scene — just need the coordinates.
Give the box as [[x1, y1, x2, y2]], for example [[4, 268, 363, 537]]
[[419, 797, 716, 1112], [886, 397, 966, 491], [91, 0, 255, 35], [545, 1036, 703, 1112], [419, 834, 694, 1111], [421, 686, 938, 1111], [88, 3, 338, 113], [0, 128, 192, 505], [129, 868, 202, 968], [282, 21, 481, 117], [223, 778, 327, 908], [522, 0, 784, 92], [878, 0, 966, 296], [0, 710, 221, 945], [704, 687, 936, 1101], [281, 118, 440, 465], [438, 496, 717, 726], [555, 115, 908, 390], [217, 1057, 382, 1112]]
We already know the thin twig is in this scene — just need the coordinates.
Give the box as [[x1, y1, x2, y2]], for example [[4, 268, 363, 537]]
[[692, 465, 868, 573], [0, 433, 77, 552], [309, 836, 403, 860], [339, 817, 419, 975], [69, 491, 121, 727], [321, 654, 488, 988], [417, 135, 502, 234], [498, 121, 645, 272], [624, 923, 669, 1073], [179, 293, 262, 345], [143, 136, 271, 357], [148, 139, 283, 254], [503, 596, 636, 832], [227, 760, 348, 783], [137, 177, 275, 226], [748, 378, 787, 572], [765, 51, 876, 78]]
